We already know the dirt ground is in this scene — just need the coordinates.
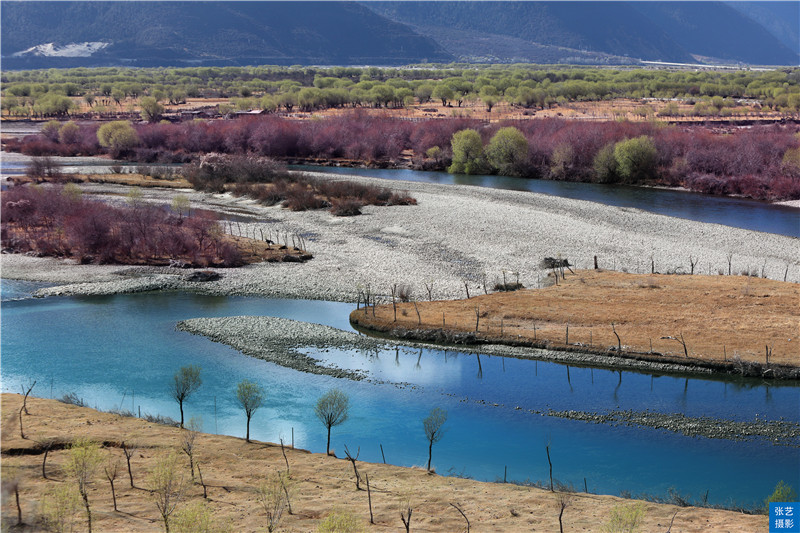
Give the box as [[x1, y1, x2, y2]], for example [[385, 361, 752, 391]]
[[35, 94, 786, 125], [351, 269, 800, 368], [1, 394, 768, 532]]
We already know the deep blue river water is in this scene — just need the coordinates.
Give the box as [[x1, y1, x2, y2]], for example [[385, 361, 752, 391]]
[[2, 280, 797, 507]]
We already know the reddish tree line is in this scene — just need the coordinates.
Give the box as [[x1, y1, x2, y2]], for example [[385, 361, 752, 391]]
[[4, 113, 799, 200]]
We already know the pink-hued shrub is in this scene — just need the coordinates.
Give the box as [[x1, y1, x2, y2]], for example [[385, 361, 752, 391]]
[[1, 185, 242, 266]]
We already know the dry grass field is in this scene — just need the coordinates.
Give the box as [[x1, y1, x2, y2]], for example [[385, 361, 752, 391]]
[[55, 95, 785, 124], [351, 269, 800, 369], [1, 394, 769, 532]]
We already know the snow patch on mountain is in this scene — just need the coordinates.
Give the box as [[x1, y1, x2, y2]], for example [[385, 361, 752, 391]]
[[12, 42, 110, 58]]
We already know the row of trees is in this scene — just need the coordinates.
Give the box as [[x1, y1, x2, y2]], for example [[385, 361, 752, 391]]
[[171, 365, 448, 470], [4, 64, 799, 114]]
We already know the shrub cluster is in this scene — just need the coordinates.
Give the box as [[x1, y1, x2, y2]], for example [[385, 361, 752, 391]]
[[189, 153, 416, 215], [1, 185, 242, 266]]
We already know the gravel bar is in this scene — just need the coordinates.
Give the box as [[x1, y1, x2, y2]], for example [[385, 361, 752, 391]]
[[175, 316, 394, 381], [2, 173, 797, 302]]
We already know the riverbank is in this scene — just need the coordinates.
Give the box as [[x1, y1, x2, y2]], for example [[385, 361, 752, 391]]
[[1, 394, 770, 532], [3, 173, 798, 301], [349, 269, 800, 377]]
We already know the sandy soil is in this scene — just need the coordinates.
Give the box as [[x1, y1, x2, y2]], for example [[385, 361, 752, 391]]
[[351, 269, 800, 368], [1, 394, 769, 532]]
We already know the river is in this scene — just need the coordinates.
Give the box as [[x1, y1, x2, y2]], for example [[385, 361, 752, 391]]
[[2, 280, 797, 507]]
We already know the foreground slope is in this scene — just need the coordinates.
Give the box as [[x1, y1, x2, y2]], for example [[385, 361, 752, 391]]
[[1, 394, 768, 532]]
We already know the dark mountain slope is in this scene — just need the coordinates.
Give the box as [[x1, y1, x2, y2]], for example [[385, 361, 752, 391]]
[[368, 1, 691, 63], [367, 1, 799, 65], [1, 1, 453, 68], [726, 1, 800, 54], [632, 2, 799, 65]]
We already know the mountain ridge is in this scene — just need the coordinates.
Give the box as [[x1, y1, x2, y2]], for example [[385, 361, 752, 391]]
[[2, 1, 797, 69]]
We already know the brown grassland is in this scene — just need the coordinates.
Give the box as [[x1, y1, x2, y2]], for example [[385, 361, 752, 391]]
[[351, 270, 800, 369], [1, 394, 769, 532], [62, 96, 786, 124]]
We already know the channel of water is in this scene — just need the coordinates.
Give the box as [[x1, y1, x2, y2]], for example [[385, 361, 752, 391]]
[[2, 280, 797, 507]]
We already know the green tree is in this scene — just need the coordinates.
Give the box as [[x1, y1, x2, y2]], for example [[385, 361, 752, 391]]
[[448, 129, 486, 175], [480, 85, 499, 113], [97, 120, 140, 156], [593, 143, 619, 183], [149, 452, 186, 533], [486, 126, 528, 176], [40, 484, 81, 533], [140, 96, 164, 122], [235, 379, 264, 443], [414, 83, 434, 103], [63, 438, 103, 533], [172, 365, 202, 428], [171, 501, 231, 533], [423, 407, 447, 472], [432, 84, 454, 107], [315, 389, 350, 455], [613, 136, 658, 184], [766, 481, 798, 512], [58, 121, 80, 145]]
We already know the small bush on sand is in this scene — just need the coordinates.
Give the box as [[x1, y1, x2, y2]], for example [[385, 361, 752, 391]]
[[602, 502, 646, 533], [318, 508, 364, 533]]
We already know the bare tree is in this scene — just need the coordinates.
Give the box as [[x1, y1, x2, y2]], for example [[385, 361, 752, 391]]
[[557, 493, 573, 533], [366, 473, 374, 524], [424, 281, 434, 301], [171, 365, 202, 428], [104, 458, 120, 512], [450, 502, 470, 532], [63, 438, 103, 533], [343, 444, 362, 490], [423, 407, 448, 472], [315, 389, 350, 455], [149, 452, 186, 533], [236, 379, 265, 443], [121, 439, 139, 488], [181, 417, 201, 481], [611, 323, 622, 352], [1, 464, 23, 526], [399, 495, 413, 533], [20, 379, 36, 415]]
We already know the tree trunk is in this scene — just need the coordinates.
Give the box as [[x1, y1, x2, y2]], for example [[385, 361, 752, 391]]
[[246, 416, 251, 443], [427, 441, 433, 471], [179, 400, 185, 429], [326, 426, 332, 455], [110, 479, 117, 511], [82, 491, 92, 533]]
